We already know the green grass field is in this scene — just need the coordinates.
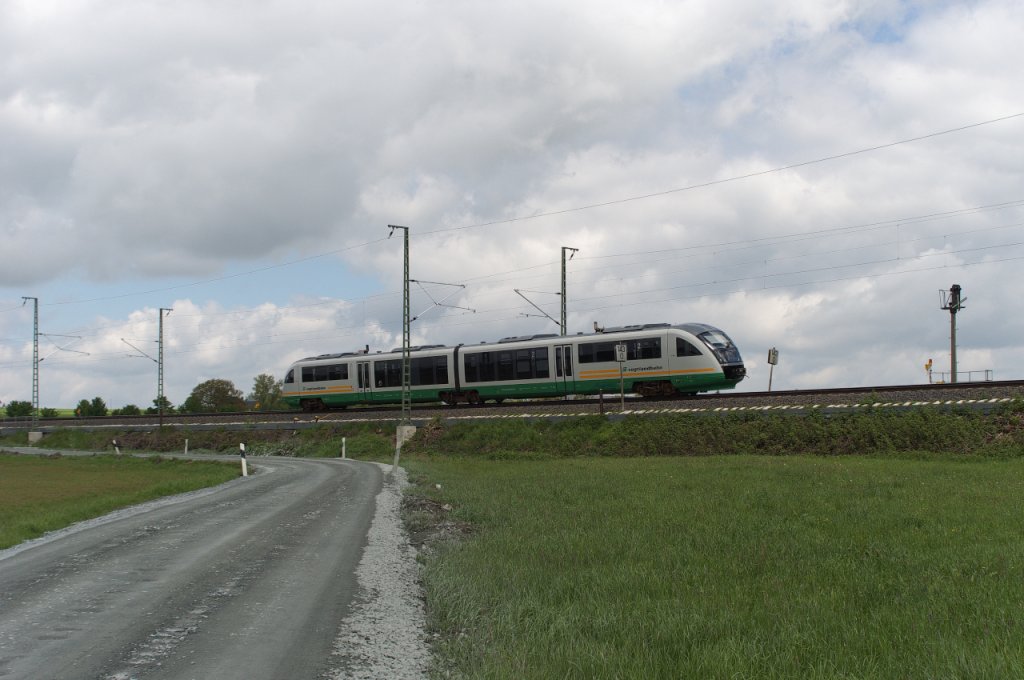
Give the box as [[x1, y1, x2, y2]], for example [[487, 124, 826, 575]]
[[407, 455, 1024, 679], [0, 453, 239, 549]]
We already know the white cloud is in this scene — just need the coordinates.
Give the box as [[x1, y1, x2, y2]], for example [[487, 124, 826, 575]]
[[2, 0, 1023, 406]]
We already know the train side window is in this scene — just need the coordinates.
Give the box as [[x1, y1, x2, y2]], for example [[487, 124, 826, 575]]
[[464, 353, 480, 382], [481, 352, 496, 382], [594, 342, 616, 362], [628, 339, 661, 360], [327, 364, 348, 381], [412, 356, 448, 385], [497, 351, 514, 381], [285, 369, 294, 384], [578, 341, 615, 363], [534, 348, 549, 378], [516, 349, 532, 380], [578, 343, 593, 363], [302, 366, 315, 382], [411, 357, 428, 386], [374, 360, 402, 388], [676, 338, 702, 357]]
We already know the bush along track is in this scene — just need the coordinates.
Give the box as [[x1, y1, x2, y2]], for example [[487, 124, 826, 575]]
[[403, 399, 1024, 460]]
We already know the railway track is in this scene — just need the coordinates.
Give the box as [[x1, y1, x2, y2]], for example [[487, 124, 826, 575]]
[[3, 380, 1023, 434]]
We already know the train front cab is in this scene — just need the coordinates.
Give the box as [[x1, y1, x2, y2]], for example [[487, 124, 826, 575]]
[[571, 325, 745, 396], [673, 324, 746, 389]]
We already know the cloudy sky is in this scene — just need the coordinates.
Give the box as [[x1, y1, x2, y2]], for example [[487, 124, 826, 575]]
[[2, 0, 1023, 409]]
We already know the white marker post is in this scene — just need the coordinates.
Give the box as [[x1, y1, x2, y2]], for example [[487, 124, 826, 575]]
[[767, 347, 780, 392], [239, 443, 248, 477], [342, 437, 347, 459], [112, 439, 121, 455], [184, 438, 189, 455], [615, 343, 628, 412]]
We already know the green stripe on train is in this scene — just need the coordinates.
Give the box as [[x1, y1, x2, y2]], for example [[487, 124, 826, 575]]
[[283, 371, 737, 408]]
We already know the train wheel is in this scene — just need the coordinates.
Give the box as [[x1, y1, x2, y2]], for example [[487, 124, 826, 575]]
[[636, 381, 675, 397], [467, 391, 481, 405], [300, 399, 325, 412]]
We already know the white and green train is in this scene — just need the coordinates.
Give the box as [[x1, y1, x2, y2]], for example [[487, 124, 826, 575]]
[[281, 322, 746, 411]]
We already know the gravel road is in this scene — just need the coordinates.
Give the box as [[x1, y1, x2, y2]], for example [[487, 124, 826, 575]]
[[0, 454, 428, 679]]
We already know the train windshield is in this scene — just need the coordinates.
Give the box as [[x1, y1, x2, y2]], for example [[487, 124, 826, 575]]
[[697, 330, 742, 364]]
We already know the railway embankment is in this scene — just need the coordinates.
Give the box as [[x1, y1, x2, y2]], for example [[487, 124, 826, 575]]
[[405, 400, 1024, 459], [6, 397, 1023, 460]]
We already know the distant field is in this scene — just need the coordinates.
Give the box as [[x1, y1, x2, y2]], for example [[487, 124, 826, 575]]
[[0, 453, 239, 549], [407, 455, 1024, 679], [0, 408, 75, 420]]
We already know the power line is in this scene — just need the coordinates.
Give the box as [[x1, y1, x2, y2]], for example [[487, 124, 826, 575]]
[[417, 113, 1024, 236], [18, 113, 1023, 308], [4, 233, 1018, 371], [575, 253, 1024, 317], [3, 206, 1020, 350], [573, 199, 1024, 263]]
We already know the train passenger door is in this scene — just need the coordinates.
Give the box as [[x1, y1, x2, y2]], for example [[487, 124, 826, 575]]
[[555, 344, 575, 396], [356, 361, 372, 401]]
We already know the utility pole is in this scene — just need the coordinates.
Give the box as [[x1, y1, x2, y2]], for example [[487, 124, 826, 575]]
[[560, 246, 578, 336], [158, 307, 172, 427], [940, 283, 965, 384], [123, 307, 173, 427], [388, 225, 411, 423], [21, 297, 39, 425]]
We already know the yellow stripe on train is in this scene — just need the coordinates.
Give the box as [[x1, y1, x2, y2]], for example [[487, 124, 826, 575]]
[[577, 368, 717, 379], [282, 386, 355, 397]]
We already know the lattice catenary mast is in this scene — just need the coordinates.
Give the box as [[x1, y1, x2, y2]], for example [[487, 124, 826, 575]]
[[22, 297, 39, 424], [388, 225, 411, 423], [560, 246, 578, 336]]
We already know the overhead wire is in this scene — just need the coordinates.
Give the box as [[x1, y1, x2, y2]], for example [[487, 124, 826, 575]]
[[5, 229, 1020, 370], [415, 113, 1024, 236], [15, 113, 1023, 310], [3, 208, 1022, 352]]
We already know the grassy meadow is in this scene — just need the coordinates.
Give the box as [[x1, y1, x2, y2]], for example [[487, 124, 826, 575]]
[[406, 454, 1024, 679], [0, 453, 239, 549], [401, 404, 1024, 679]]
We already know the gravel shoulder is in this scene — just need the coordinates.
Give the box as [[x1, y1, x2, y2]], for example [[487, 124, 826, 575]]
[[328, 464, 430, 679]]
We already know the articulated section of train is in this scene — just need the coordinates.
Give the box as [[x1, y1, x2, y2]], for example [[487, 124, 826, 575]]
[[281, 322, 746, 411]]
